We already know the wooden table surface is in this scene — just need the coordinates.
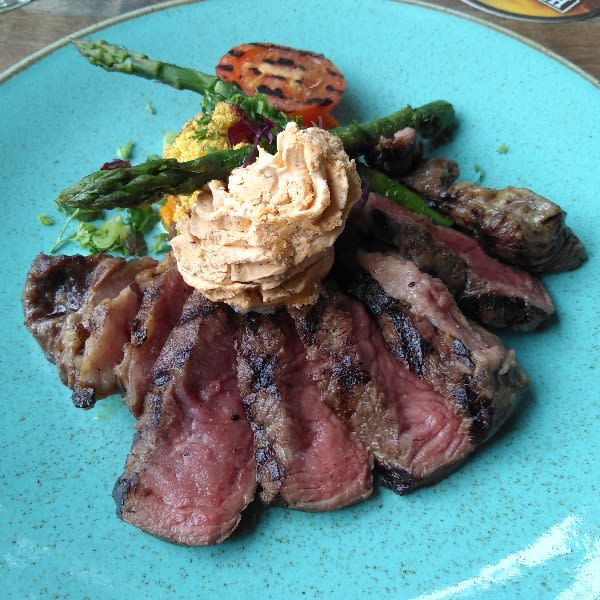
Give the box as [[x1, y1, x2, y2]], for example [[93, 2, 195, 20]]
[[1, 0, 599, 83]]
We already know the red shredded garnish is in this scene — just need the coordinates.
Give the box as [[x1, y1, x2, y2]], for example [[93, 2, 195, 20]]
[[227, 120, 255, 146], [230, 116, 284, 168], [101, 159, 131, 170]]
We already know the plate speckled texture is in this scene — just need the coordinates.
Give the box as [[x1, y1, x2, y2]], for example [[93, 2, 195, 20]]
[[1, 1, 599, 598]]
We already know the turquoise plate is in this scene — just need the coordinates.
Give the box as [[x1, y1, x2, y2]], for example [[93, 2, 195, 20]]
[[1, 1, 599, 598]]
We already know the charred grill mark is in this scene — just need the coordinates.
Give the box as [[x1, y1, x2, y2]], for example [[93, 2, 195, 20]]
[[72, 384, 95, 409], [306, 97, 334, 107], [332, 354, 371, 392], [470, 405, 493, 444], [131, 430, 142, 447], [255, 446, 283, 482], [464, 293, 550, 331], [228, 48, 245, 57], [179, 302, 202, 324], [152, 371, 171, 387], [450, 386, 471, 413], [129, 284, 159, 346], [256, 84, 285, 98], [112, 471, 138, 518], [178, 293, 216, 325], [378, 464, 417, 495], [249, 42, 324, 60], [370, 209, 398, 242], [384, 309, 424, 375], [452, 339, 473, 367], [34, 261, 94, 317], [451, 375, 484, 415], [143, 284, 160, 303], [132, 326, 148, 345], [349, 271, 397, 318], [173, 346, 192, 367], [345, 272, 425, 374], [263, 56, 296, 67], [247, 354, 278, 394], [293, 302, 324, 345], [248, 66, 262, 76], [449, 378, 494, 443], [243, 394, 284, 501], [327, 68, 343, 78], [237, 312, 292, 505], [146, 392, 163, 428], [244, 312, 261, 334], [216, 63, 234, 72]]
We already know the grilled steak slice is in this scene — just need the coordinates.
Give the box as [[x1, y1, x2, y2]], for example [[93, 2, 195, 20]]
[[340, 292, 475, 491], [23, 253, 107, 362], [115, 258, 193, 417], [438, 184, 587, 273], [401, 156, 460, 198], [113, 292, 256, 546], [402, 158, 587, 273], [289, 287, 433, 488], [337, 251, 528, 492], [22, 253, 158, 407], [237, 310, 373, 510], [346, 192, 555, 331]]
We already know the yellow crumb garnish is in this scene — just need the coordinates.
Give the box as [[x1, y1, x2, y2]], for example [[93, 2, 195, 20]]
[[162, 102, 249, 227], [173, 190, 204, 225]]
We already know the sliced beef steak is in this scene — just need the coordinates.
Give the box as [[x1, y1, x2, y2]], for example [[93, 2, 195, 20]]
[[401, 156, 459, 198], [20, 242, 536, 542], [335, 252, 528, 491], [401, 158, 587, 273], [237, 310, 373, 510], [23, 253, 106, 362], [113, 292, 257, 546], [22, 253, 158, 407], [115, 258, 193, 417], [345, 192, 555, 331], [289, 288, 436, 490]]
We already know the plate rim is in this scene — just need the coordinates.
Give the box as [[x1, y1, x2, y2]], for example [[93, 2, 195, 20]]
[[1, 0, 598, 88]]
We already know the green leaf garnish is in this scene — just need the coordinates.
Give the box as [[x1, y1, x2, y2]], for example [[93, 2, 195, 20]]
[[151, 232, 170, 254], [116, 140, 135, 160], [38, 213, 54, 226]]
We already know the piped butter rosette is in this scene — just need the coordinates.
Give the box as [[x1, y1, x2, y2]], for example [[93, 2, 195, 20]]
[[171, 122, 362, 311]]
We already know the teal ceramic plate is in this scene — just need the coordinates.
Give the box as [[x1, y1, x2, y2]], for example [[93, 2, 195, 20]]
[[1, 1, 599, 598]]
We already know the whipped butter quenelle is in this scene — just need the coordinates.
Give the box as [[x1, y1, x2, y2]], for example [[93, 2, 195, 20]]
[[170, 122, 363, 311]]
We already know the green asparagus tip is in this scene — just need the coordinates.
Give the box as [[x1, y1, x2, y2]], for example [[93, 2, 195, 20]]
[[358, 164, 453, 227]]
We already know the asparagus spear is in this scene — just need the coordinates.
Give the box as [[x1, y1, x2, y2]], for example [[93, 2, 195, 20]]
[[333, 101, 456, 155], [73, 39, 455, 141], [56, 147, 251, 210], [357, 164, 453, 226], [56, 101, 455, 211], [73, 39, 289, 125], [73, 38, 224, 96]]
